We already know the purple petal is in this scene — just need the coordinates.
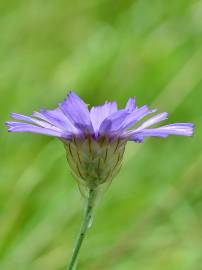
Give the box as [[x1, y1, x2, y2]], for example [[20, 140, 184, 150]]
[[135, 112, 168, 131], [125, 98, 136, 112], [99, 110, 130, 135], [147, 123, 194, 136], [5, 121, 29, 127], [121, 106, 156, 130], [132, 135, 144, 143], [34, 108, 80, 134], [10, 113, 61, 131], [59, 91, 93, 133], [90, 102, 117, 134], [6, 123, 68, 138], [127, 123, 194, 140]]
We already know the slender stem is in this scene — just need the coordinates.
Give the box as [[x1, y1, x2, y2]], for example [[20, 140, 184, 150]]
[[67, 189, 96, 270]]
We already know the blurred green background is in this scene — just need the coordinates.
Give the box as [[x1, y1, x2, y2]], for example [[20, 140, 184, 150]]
[[0, 0, 202, 269]]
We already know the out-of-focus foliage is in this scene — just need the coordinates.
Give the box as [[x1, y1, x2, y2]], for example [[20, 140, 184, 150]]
[[0, 1, 202, 269]]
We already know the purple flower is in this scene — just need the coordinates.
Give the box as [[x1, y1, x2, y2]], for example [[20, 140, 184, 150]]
[[6, 91, 194, 190]]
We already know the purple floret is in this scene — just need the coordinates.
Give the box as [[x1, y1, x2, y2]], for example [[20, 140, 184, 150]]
[[5, 91, 194, 142]]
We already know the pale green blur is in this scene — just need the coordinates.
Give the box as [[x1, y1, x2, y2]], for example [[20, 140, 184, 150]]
[[0, 1, 202, 269]]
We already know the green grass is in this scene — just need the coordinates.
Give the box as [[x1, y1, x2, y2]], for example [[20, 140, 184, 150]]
[[0, 0, 202, 269]]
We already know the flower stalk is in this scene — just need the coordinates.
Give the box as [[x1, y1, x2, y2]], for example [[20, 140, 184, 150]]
[[67, 188, 97, 270]]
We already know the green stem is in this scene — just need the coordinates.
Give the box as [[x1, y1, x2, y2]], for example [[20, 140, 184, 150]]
[[67, 189, 96, 270]]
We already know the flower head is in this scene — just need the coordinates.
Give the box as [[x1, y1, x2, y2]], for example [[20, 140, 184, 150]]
[[6, 91, 194, 191]]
